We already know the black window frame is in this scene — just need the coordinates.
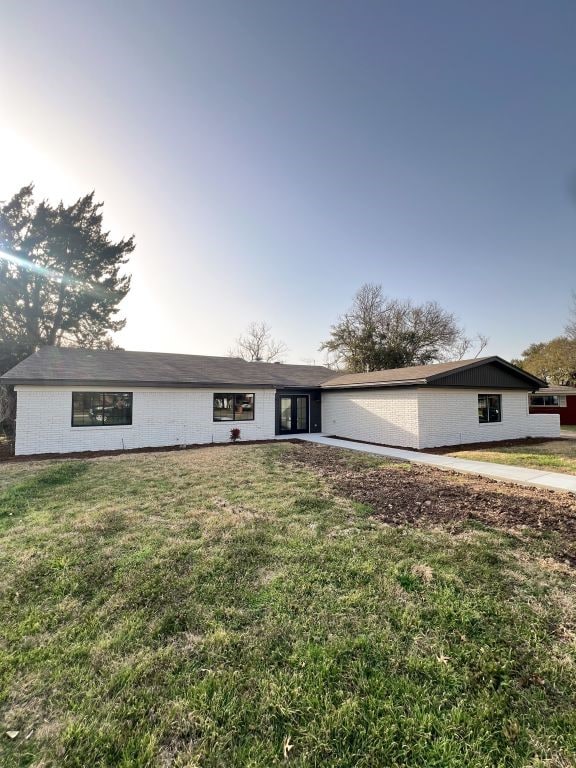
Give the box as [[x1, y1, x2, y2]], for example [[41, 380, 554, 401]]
[[529, 394, 562, 407], [213, 393, 255, 422], [71, 392, 133, 427], [478, 393, 502, 424]]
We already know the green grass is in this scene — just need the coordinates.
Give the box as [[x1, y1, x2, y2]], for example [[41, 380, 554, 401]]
[[447, 439, 576, 475], [562, 425, 576, 433], [1, 444, 575, 767]]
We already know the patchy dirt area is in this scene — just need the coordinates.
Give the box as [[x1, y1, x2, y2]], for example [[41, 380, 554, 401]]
[[0, 436, 14, 460], [429, 436, 568, 453], [285, 442, 576, 563], [0, 438, 300, 463], [328, 434, 562, 453]]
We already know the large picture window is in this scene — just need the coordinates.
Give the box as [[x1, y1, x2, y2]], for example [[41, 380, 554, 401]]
[[72, 392, 133, 427], [478, 394, 501, 424], [529, 394, 565, 407], [213, 393, 254, 421]]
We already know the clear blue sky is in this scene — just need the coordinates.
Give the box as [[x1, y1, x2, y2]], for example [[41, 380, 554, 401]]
[[1, 0, 575, 363]]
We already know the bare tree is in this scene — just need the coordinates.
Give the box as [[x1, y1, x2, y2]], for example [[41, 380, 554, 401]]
[[566, 291, 576, 340], [229, 322, 288, 363], [320, 353, 341, 370], [319, 284, 389, 371], [320, 283, 487, 372], [451, 333, 489, 360]]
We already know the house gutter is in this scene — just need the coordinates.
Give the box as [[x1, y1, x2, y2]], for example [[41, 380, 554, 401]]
[[5, 379, 284, 389], [321, 379, 427, 390]]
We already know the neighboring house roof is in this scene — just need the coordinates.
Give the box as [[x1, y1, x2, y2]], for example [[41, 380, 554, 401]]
[[0, 347, 333, 389], [0, 348, 547, 391], [321, 356, 546, 390], [534, 385, 576, 395]]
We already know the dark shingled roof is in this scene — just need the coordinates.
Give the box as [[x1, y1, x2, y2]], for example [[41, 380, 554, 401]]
[[322, 358, 478, 387], [0, 347, 333, 389], [1, 349, 547, 391], [321, 356, 546, 389]]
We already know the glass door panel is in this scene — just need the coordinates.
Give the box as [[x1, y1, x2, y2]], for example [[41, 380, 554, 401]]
[[296, 396, 308, 431], [278, 395, 309, 434], [280, 397, 292, 432]]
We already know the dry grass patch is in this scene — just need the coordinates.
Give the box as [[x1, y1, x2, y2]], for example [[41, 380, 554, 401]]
[[444, 439, 576, 475]]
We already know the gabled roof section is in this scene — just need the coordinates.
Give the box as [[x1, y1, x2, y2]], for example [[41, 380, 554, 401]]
[[0, 347, 333, 389], [320, 357, 546, 390], [2, 349, 548, 391]]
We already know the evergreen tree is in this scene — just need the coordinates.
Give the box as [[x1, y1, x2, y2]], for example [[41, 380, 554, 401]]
[[0, 185, 134, 373]]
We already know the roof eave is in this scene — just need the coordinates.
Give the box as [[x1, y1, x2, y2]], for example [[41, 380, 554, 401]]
[[321, 379, 426, 390], [7, 379, 281, 389]]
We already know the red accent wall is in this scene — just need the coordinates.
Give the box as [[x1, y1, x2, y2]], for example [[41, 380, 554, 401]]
[[529, 394, 576, 425]]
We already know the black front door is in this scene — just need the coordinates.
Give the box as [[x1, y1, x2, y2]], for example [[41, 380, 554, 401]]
[[278, 395, 309, 434]]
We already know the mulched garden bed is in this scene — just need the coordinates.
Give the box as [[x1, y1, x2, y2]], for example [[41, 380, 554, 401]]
[[0, 438, 299, 463], [329, 434, 564, 453], [430, 437, 569, 453], [285, 442, 576, 564], [0, 440, 14, 460]]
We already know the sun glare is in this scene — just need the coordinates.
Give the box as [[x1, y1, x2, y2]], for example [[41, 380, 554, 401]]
[[0, 249, 108, 297], [0, 249, 64, 281], [0, 124, 82, 204]]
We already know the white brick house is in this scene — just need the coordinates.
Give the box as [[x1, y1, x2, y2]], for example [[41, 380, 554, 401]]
[[322, 388, 557, 450], [12, 387, 278, 456], [1, 348, 560, 456]]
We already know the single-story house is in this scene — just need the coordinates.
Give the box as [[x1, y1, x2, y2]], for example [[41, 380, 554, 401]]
[[0, 347, 560, 456], [529, 385, 576, 425]]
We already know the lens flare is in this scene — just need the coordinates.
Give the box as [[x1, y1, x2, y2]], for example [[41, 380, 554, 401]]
[[0, 249, 108, 298]]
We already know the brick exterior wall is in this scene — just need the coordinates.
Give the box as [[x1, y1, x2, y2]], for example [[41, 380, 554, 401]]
[[14, 386, 277, 455], [322, 387, 560, 450], [14, 384, 561, 456], [417, 388, 560, 448], [321, 389, 421, 449]]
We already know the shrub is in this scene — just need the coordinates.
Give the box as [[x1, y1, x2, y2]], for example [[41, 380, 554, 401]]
[[230, 427, 241, 443]]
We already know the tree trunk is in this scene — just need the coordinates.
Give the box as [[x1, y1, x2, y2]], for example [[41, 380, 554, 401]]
[[46, 272, 69, 346]]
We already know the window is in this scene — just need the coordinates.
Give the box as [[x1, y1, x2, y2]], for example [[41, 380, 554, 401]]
[[478, 394, 501, 423], [72, 392, 133, 427], [529, 394, 565, 407], [213, 393, 254, 421]]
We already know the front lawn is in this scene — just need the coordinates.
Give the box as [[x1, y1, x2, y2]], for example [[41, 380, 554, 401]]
[[1, 444, 575, 767], [444, 438, 576, 475]]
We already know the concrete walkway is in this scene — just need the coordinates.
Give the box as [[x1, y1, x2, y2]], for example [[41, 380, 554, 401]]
[[282, 434, 576, 494]]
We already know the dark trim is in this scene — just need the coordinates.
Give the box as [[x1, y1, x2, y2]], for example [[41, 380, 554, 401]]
[[213, 392, 255, 422], [321, 383, 534, 393], [71, 391, 133, 427], [8, 379, 277, 389], [478, 393, 502, 424], [277, 394, 310, 435], [426, 384, 536, 390], [321, 380, 425, 390], [275, 388, 322, 434], [426, 356, 546, 388]]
